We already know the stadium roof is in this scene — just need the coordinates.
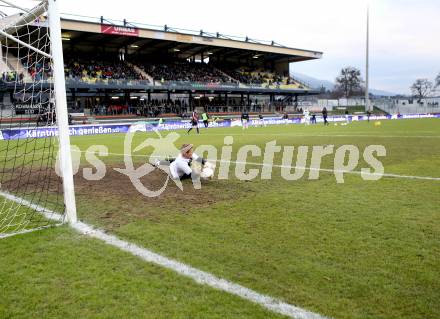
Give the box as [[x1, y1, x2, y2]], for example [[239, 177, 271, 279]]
[[60, 14, 323, 64]]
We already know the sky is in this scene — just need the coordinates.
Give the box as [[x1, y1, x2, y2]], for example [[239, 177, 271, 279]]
[[12, 0, 440, 94]]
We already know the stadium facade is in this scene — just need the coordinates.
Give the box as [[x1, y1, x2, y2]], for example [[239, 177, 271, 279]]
[[1, 14, 323, 116]]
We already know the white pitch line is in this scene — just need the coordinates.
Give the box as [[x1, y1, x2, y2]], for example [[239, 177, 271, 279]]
[[70, 131, 440, 139], [214, 159, 440, 181], [92, 151, 440, 182], [72, 221, 328, 319], [1, 149, 438, 181], [194, 133, 440, 138], [0, 190, 328, 319]]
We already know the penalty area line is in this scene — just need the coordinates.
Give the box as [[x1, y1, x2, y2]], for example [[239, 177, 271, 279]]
[[8, 149, 436, 181], [216, 160, 440, 181], [0, 191, 329, 319], [79, 150, 440, 182], [201, 133, 440, 139]]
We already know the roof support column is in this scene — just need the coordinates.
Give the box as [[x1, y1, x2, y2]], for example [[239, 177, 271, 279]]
[[225, 92, 228, 109], [125, 90, 130, 114], [104, 90, 109, 115], [71, 88, 76, 109], [189, 91, 193, 111]]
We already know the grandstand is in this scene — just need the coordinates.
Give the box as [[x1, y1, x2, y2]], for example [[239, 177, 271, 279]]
[[1, 14, 322, 117], [2, 2, 440, 319]]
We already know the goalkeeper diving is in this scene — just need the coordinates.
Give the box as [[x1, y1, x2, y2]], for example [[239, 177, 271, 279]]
[[155, 143, 215, 180]]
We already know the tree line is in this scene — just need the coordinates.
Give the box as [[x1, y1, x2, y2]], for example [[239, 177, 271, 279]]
[[324, 67, 440, 99], [410, 74, 440, 101]]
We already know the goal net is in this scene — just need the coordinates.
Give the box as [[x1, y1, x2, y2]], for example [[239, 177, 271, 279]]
[[0, 0, 75, 238]]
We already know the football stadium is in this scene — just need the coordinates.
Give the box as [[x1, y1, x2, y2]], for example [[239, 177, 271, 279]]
[[0, 1, 439, 319]]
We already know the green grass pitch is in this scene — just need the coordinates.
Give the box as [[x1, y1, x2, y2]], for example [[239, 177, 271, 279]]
[[1, 118, 439, 319]]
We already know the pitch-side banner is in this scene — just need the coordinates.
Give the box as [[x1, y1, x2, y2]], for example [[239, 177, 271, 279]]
[[0, 114, 439, 140], [0, 124, 132, 140], [101, 24, 139, 37], [0, 120, 232, 140]]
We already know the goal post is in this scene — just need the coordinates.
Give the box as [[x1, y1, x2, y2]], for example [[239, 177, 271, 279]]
[[0, 0, 77, 237], [47, 0, 77, 224]]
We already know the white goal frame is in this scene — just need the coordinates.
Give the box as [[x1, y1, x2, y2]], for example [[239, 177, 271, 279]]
[[47, 0, 77, 224], [0, 0, 77, 224]]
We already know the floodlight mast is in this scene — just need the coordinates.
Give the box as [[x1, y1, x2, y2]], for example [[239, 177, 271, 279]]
[[365, 3, 370, 112], [48, 0, 78, 224]]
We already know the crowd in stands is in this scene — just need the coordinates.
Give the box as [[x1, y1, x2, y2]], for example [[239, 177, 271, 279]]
[[89, 99, 189, 117], [133, 99, 189, 117], [64, 59, 144, 82], [139, 105, 183, 117], [3, 56, 307, 89], [1, 71, 24, 84], [138, 61, 304, 88], [140, 61, 231, 84], [22, 57, 52, 81], [1, 57, 52, 84], [84, 97, 298, 117], [217, 65, 301, 87], [217, 67, 268, 85]]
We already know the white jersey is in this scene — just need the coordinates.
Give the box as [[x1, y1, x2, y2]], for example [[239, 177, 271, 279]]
[[169, 153, 200, 179]]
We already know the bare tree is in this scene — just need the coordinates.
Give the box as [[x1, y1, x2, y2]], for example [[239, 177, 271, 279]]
[[435, 72, 440, 89], [410, 79, 433, 101], [334, 67, 364, 98]]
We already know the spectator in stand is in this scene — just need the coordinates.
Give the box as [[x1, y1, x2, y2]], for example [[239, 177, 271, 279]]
[[3, 71, 17, 82]]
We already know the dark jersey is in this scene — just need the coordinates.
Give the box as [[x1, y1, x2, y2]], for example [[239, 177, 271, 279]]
[[190, 112, 199, 126], [241, 112, 249, 121], [191, 112, 199, 121]]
